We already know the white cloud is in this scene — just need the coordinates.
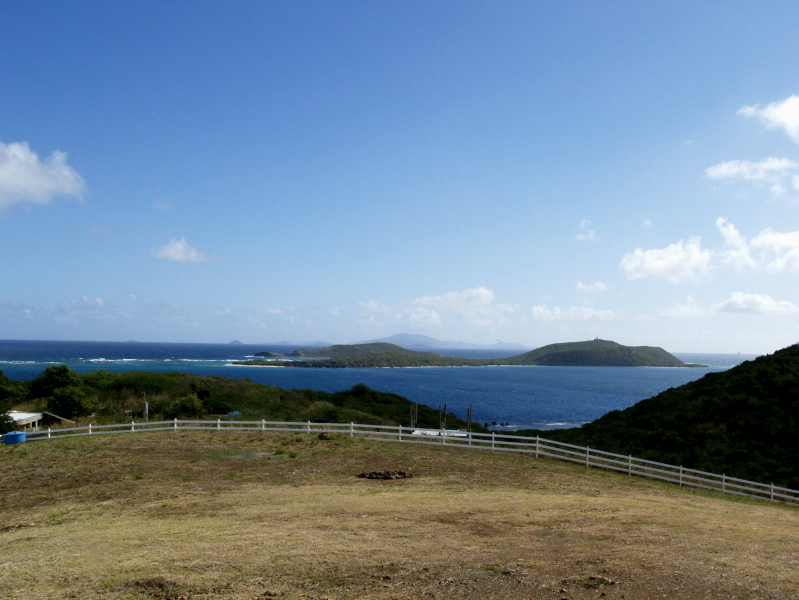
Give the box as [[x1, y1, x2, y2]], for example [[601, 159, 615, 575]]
[[576, 281, 608, 292], [411, 287, 515, 324], [738, 95, 799, 144], [400, 305, 442, 326], [264, 306, 283, 315], [659, 296, 706, 318], [716, 218, 756, 269], [749, 228, 799, 272], [705, 158, 799, 199], [705, 157, 798, 181], [530, 304, 615, 322], [152, 238, 211, 263], [358, 299, 391, 323], [712, 292, 798, 315], [576, 219, 599, 242], [0, 141, 86, 210], [620, 219, 799, 282], [619, 237, 713, 283]]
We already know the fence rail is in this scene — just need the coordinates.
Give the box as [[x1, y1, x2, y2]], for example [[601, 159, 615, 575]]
[[12, 419, 799, 506]]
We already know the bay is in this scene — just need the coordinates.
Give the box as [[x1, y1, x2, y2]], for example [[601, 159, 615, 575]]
[[0, 339, 757, 430]]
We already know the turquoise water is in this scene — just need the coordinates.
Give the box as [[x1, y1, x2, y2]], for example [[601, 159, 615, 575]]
[[0, 340, 756, 430]]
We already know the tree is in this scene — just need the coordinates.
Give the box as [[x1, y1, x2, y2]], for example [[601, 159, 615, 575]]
[[29, 365, 81, 399], [48, 386, 91, 419], [0, 370, 24, 434], [165, 393, 206, 419]]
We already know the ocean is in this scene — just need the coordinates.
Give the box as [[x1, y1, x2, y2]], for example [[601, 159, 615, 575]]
[[0, 339, 757, 430]]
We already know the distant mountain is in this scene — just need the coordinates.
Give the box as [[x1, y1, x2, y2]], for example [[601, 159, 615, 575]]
[[359, 333, 528, 350], [283, 343, 444, 359]]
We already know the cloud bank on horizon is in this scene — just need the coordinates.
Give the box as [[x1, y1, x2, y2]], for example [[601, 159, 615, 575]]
[[1, 2, 798, 354]]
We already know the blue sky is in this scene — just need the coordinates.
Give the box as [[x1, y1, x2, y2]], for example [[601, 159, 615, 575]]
[[2, 1, 799, 353]]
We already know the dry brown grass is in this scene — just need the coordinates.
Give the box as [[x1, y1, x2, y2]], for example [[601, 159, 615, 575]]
[[1, 431, 798, 600]]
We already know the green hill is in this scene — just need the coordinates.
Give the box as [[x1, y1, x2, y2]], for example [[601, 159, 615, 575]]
[[504, 339, 688, 367], [535, 342, 799, 487]]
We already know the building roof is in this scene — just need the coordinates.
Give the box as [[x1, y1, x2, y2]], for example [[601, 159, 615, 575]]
[[8, 411, 43, 426]]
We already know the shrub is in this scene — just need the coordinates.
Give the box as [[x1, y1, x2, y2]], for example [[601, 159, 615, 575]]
[[48, 386, 91, 419]]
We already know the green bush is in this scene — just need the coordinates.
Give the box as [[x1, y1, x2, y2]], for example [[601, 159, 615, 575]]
[[165, 393, 206, 419], [47, 386, 91, 419]]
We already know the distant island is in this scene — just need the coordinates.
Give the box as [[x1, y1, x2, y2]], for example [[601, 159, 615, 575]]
[[235, 339, 701, 369]]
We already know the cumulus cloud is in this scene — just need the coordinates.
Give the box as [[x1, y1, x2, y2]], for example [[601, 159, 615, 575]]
[[411, 287, 515, 324], [659, 296, 706, 318], [738, 95, 799, 144], [576, 219, 598, 242], [716, 218, 757, 269], [705, 157, 798, 181], [619, 218, 799, 282], [749, 228, 799, 272], [705, 158, 799, 198], [530, 304, 615, 322], [400, 305, 442, 326], [357, 287, 515, 329], [619, 237, 713, 283], [152, 238, 211, 263], [0, 140, 86, 210], [358, 300, 392, 323], [712, 292, 798, 315], [576, 281, 608, 292]]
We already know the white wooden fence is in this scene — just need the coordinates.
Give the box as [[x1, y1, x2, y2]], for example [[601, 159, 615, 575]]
[[14, 419, 799, 506]]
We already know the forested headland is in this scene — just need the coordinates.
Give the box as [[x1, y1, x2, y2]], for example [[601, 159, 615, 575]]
[[0, 366, 475, 433], [530, 342, 799, 488]]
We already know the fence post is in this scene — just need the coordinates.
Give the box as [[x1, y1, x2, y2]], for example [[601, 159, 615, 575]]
[[47, 428, 51, 439], [491, 431, 495, 450], [441, 427, 446, 445], [306, 421, 311, 434], [722, 474, 726, 493], [261, 419, 265, 431], [586, 446, 590, 468], [89, 423, 92, 435], [350, 422, 354, 438], [628, 455, 632, 476], [398, 425, 402, 442], [535, 435, 539, 459], [771, 483, 775, 501], [679, 466, 683, 487], [131, 421, 135, 432], [173, 418, 177, 431]]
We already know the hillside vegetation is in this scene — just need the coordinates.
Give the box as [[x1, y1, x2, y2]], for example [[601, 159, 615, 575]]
[[2, 366, 475, 432], [239, 339, 690, 368], [536, 342, 799, 488]]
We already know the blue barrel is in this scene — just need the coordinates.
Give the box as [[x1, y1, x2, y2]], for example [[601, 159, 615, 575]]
[[3, 431, 26, 445]]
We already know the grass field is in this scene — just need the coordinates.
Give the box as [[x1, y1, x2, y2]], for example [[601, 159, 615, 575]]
[[1, 431, 798, 599]]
